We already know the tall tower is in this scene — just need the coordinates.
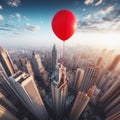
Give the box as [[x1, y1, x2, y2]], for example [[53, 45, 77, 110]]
[[16, 57, 34, 76], [0, 63, 19, 104], [32, 51, 48, 86], [79, 67, 99, 92], [0, 46, 15, 77], [69, 91, 90, 120], [0, 105, 19, 120], [108, 54, 120, 71], [73, 68, 84, 91], [51, 63, 68, 118], [8, 71, 49, 120], [52, 44, 57, 72]]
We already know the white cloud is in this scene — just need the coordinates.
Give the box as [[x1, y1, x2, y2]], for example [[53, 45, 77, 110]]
[[99, 6, 114, 15], [95, 0, 103, 6], [7, 0, 21, 7], [16, 13, 21, 18], [84, 0, 103, 6], [84, 0, 94, 5], [24, 23, 40, 31], [0, 5, 3, 9], [0, 15, 4, 20]]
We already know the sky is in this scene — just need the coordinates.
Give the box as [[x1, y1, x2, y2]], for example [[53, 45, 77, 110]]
[[0, 0, 120, 50]]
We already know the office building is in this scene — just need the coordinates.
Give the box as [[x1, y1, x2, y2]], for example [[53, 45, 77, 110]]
[[108, 54, 120, 71], [8, 71, 49, 120], [69, 91, 90, 120], [52, 44, 57, 72], [32, 51, 48, 86], [106, 110, 120, 120], [0, 45, 15, 77], [73, 68, 84, 90], [15, 58, 34, 76], [0, 63, 19, 104], [0, 92, 18, 115], [0, 105, 19, 120], [51, 63, 68, 117], [99, 76, 120, 103], [79, 67, 99, 92]]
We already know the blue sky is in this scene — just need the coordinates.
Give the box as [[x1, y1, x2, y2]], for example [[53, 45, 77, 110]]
[[0, 0, 120, 50]]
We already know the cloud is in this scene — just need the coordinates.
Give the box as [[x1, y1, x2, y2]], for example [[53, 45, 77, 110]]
[[84, 0, 103, 6], [0, 5, 3, 9], [16, 13, 21, 18], [95, 0, 103, 6], [84, 0, 94, 5], [77, 7, 120, 32], [99, 6, 114, 15], [0, 15, 4, 20], [103, 9, 120, 21], [24, 23, 40, 31], [7, 0, 21, 7], [0, 27, 12, 31]]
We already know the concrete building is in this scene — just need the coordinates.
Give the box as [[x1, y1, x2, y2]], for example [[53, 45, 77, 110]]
[[79, 67, 99, 92], [8, 71, 49, 120], [0, 105, 19, 120], [108, 54, 120, 71], [73, 68, 84, 91], [52, 44, 57, 72], [32, 51, 48, 86], [99, 76, 120, 103], [51, 63, 68, 118], [69, 91, 90, 120], [15, 58, 34, 76], [0, 46, 15, 77]]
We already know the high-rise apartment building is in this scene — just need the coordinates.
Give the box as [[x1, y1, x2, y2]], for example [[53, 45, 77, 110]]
[[0, 46, 15, 77], [99, 76, 120, 103], [51, 63, 68, 117], [79, 67, 99, 92], [15, 57, 34, 76], [69, 91, 90, 120], [8, 71, 49, 120], [32, 51, 48, 86], [73, 68, 84, 90], [0, 105, 19, 120], [108, 54, 120, 71]]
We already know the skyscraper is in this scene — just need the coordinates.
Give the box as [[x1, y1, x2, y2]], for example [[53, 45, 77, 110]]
[[15, 57, 34, 76], [0, 46, 15, 77], [52, 44, 57, 72], [73, 68, 84, 91], [0, 105, 19, 120], [69, 91, 90, 120], [108, 54, 120, 71], [0, 63, 19, 104], [0, 92, 18, 116], [99, 76, 120, 103], [8, 71, 49, 120], [32, 51, 48, 86], [51, 63, 68, 118], [79, 67, 99, 92]]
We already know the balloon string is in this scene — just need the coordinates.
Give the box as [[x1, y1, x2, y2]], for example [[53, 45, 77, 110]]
[[63, 41, 65, 65]]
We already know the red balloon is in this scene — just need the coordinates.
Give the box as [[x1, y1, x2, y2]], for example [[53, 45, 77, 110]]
[[51, 9, 77, 41]]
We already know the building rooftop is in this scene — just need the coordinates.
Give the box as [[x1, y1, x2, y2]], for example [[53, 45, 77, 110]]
[[0, 46, 5, 53]]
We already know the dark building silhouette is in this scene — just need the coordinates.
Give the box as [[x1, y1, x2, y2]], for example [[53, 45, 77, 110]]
[[52, 44, 57, 72]]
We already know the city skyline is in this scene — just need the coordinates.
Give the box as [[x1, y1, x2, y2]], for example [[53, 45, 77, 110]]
[[0, 43, 120, 120], [0, 0, 120, 50]]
